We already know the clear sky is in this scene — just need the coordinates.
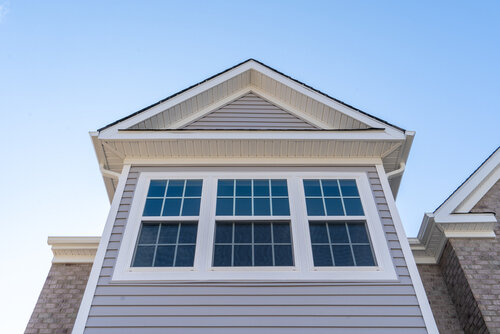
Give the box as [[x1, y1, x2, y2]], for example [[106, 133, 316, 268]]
[[1, 1, 499, 332]]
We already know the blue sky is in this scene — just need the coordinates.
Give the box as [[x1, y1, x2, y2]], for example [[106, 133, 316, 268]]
[[1, 1, 499, 332]]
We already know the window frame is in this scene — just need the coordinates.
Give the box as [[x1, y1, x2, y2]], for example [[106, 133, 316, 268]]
[[112, 169, 397, 282]]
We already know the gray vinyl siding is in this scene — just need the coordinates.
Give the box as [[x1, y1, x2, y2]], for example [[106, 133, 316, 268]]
[[85, 166, 427, 333], [183, 92, 317, 129]]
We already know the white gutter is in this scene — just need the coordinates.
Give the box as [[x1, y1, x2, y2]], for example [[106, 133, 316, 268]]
[[99, 164, 121, 180], [387, 162, 406, 179]]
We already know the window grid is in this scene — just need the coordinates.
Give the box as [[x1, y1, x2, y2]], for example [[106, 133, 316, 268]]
[[304, 179, 364, 217], [309, 222, 375, 267], [143, 179, 202, 217], [216, 179, 289, 216], [213, 222, 293, 267], [133, 222, 197, 267]]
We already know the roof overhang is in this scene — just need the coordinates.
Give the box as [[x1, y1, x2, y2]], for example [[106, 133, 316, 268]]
[[411, 147, 499, 264]]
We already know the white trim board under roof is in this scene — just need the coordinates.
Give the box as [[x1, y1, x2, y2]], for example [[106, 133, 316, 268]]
[[411, 147, 499, 264], [92, 59, 414, 200]]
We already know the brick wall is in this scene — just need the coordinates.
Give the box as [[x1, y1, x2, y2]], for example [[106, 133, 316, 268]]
[[25, 263, 92, 334], [417, 263, 464, 333], [447, 179, 500, 333]]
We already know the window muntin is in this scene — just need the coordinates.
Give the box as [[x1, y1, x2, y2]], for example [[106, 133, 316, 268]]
[[303, 179, 364, 216], [309, 222, 375, 266], [143, 179, 202, 216], [132, 222, 198, 267], [216, 179, 290, 216], [213, 222, 294, 267]]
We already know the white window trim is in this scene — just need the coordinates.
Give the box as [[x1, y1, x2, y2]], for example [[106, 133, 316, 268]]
[[112, 170, 397, 282]]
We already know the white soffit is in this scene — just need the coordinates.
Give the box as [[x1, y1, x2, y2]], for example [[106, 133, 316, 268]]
[[412, 147, 499, 264]]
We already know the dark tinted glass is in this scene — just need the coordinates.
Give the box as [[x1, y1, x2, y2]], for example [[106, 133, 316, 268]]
[[348, 223, 369, 243], [312, 245, 333, 266], [236, 180, 251, 196], [274, 245, 293, 266], [271, 180, 288, 196], [163, 199, 182, 216], [234, 223, 252, 243], [143, 199, 163, 216], [213, 245, 232, 266], [305, 198, 325, 216], [133, 246, 155, 267], [353, 245, 375, 266], [154, 246, 175, 266], [235, 198, 252, 216], [254, 223, 271, 243], [303, 180, 322, 196], [321, 180, 340, 196], [328, 223, 349, 243], [166, 180, 185, 197], [344, 198, 364, 216], [158, 224, 178, 244], [234, 245, 252, 266], [254, 198, 271, 215], [216, 198, 233, 216], [253, 180, 269, 196], [217, 180, 234, 196], [184, 180, 202, 197], [138, 224, 159, 244], [325, 198, 344, 215], [182, 198, 201, 216], [272, 198, 290, 215], [273, 223, 291, 243], [175, 245, 196, 266], [215, 223, 233, 243], [178, 224, 197, 243], [339, 179, 359, 196], [147, 180, 167, 197], [254, 245, 273, 266], [332, 245, 354, 266], [309, 223, 328, 243]]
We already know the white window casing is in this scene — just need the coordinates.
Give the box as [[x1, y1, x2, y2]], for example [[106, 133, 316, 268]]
[[112, 170, 397, 281]]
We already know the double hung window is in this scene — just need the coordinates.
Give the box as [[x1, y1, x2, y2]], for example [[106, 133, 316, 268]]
[[115, 170, 396, 281]]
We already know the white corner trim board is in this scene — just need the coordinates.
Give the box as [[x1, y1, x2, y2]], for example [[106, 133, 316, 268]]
[[71, 165, 131, 334], [376, 164, 439, 334]]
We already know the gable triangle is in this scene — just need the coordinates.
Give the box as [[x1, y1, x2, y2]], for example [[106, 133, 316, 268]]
[[182, 92, 318, 130]]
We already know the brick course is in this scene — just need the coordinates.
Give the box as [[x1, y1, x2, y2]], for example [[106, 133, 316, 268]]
[[25, 263, 92, 334], [417, 263, 464, 333]]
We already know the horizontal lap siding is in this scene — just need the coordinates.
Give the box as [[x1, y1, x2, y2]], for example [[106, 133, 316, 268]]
[[86, 166, 426, 333]]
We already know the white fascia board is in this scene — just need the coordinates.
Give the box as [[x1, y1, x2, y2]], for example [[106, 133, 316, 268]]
[[435, 148, 500, 216], [98, 130, 404, 141], [249, 61, 405, 137], [434, 212, 498, 224], [99, 63, 255, 136], [98, 60, 406, 137], [90, 132, 115, 202]]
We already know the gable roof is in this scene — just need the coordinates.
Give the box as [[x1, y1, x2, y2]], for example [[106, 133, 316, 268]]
[[98, 59, 405, 133], [411, 146, 499, 264]]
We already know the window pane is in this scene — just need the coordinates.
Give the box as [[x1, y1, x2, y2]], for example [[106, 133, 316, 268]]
[[166, 180, 185, 197], [158, 224, 178, 244], [154, 246, 175, 267], [309, 223, 328, 243], [235, 198, 252, 216], [217, 180, 234, 196], [274, 245, 293, 266], [332, 245, 354, 266], [178, 224, 197, 244], [325, 198, 344, 215], [143, 199, 163, 216], [234, 245, 252, 266], [271, 179, 288, 196], [133, 246, 155, 267], [321, 180, 340, 196], [175, 245, 196, 266], [138, 224, 159, 244], [253, 179, 269, 196], [163, 199, 182, 216], [254, 198, 271, 215], [273, 223, 291, 243], [148, 180, 167, 197], [339, 179, 359, 196], [272, 198, 290, 215], [254, 245, 273, 266], [234, 223, 252, 243], [329, 223, 349, 243], [182, 198, 201, 216], [215, 223, 233, 243], [184, 180, 202, 197], [353, 245, 375, 266], [236, 180, 251, 196], [344, 198, 364, 216], [305, 198, 325, 216], [348, 223, 369, 243], [312, 245, 333, 266], [303, 180, 322, 196], [254, 223, 271, 243], [213, 245, 232, 266], [216, 198, 233, 216]]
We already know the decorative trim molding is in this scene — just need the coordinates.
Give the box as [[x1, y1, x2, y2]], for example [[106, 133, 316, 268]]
[[48, 237, 100, 263]]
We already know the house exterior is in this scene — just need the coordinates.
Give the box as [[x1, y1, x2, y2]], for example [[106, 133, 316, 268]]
[[27, 59, 455, 333]]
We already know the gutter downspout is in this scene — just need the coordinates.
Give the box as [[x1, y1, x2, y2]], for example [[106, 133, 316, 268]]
[[386, 162, 406, 179], [99, 164, 121, 180]]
